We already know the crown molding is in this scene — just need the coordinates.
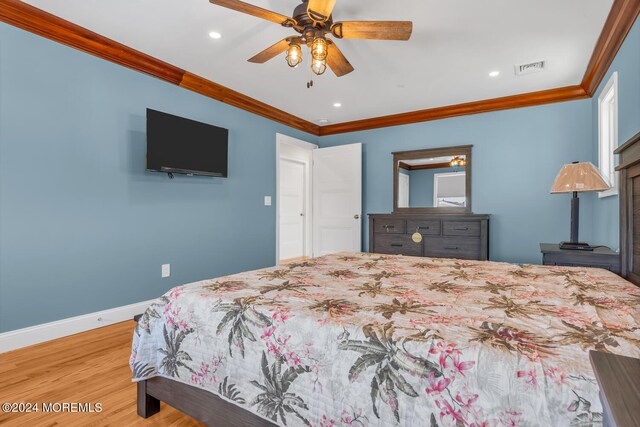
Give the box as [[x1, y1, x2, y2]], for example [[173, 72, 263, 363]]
[[319, 85, 589, 135], [581, 0, 640, 96], [179, 72, 319, 134], [1, 0, 638, 137], [0, 0, 319, 136], [321, 0, 639, 135]]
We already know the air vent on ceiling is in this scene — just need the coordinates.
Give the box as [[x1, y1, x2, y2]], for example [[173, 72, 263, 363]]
[[515, 61, 545, 76]]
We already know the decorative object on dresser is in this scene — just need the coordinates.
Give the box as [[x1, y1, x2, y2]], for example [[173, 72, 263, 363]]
[[540, 243, 620, 274], [589, 350, 640, 427], [615, 130, 640, 285], [369, 213, 489, 260], [550, 161, 611, 250]]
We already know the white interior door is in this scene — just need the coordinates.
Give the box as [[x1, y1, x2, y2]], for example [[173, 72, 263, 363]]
[[398, 173, 410, 208], [312, 143, 362, 256], [279, 158, 306, 261]]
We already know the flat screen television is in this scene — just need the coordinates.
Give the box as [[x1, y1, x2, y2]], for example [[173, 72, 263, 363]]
[[146, 109, 228, 177]]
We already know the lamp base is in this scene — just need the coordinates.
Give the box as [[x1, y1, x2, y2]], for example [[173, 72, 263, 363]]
[[559, 241, 594, 251]]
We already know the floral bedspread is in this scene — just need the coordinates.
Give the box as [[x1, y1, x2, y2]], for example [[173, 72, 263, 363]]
[[131, 252, 640, 427]]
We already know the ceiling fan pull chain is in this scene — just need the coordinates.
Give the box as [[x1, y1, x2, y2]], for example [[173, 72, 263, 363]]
[[306, 63, 314, 89]]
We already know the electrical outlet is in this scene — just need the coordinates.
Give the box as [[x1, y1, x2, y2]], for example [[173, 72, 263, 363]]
[[264, 196, 272, 206], [162, 264, 170, 278]]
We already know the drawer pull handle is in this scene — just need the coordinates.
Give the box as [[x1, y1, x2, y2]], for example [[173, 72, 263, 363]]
[[391, 244, 403, 247], [444, 246, 459, 250], [453, 227, 469, 231], [418, 226, 430, 230], [384, 225, 395, 232]]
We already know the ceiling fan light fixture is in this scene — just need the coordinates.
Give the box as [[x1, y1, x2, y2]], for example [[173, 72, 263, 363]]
[[312, 58, 327, 75], [311, 37, 328, 62], [450, 156, 466, 167], [209, 0, 413, 79], [285, 43, 302, 68]]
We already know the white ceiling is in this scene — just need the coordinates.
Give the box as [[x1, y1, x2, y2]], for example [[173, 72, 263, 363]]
[[23, 0, 613, 125]]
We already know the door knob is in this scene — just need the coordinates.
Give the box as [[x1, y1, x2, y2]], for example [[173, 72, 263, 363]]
[[354, 214, 360, 219]]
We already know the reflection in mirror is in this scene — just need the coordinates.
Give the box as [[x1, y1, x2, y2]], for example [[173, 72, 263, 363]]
[[397, 155, 466, 208]]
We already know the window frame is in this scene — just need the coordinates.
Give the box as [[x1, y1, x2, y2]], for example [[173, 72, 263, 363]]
[[433, 171, 466, 207], [598, 71, 619, 198]]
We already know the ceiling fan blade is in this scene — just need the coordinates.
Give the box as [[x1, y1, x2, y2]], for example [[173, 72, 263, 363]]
[[248, 38, 292, 63], [331, 21, 413, 40], [326, 40, 354, 77], [307, 0, 337, 23], [209, 0, 295, 26]]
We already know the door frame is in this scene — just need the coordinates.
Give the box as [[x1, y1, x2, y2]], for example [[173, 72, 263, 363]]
[[275, 133, 318, 265]]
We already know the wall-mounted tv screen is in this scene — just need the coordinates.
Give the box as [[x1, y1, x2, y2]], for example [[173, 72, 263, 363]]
[[146, 109, 228, 177]]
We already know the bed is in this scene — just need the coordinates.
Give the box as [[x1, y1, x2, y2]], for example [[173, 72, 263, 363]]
[[131, 251, 640, 426]]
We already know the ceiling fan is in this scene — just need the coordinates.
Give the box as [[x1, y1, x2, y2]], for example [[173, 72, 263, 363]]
[[209, 0, 413, 78]]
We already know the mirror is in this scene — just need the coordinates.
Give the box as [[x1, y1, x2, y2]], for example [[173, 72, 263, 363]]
[[393, 145, 472, 213]]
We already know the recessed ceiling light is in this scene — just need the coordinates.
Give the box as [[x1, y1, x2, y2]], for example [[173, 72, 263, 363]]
[[333, 102, 342, 108], [209, 31, 222, 39], [319, 119, 330, 124], [489, 71, 500, 77]]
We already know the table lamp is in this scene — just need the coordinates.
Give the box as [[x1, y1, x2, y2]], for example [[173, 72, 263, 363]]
[[550, 161, 611, 250]]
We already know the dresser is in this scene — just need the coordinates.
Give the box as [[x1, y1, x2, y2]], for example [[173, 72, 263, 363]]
[[368, 213, 489, 260]]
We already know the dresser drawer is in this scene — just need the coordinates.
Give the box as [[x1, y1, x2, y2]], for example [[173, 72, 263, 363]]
[[374, 234, 422, 256], [424, 236, 480, 260], [442, 221, 481, 237], [372, 218, 406, 234], [406, 219, 441, 235]]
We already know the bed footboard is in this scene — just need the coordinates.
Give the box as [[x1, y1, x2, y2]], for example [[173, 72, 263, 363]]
[[136, 377, 276, 426]]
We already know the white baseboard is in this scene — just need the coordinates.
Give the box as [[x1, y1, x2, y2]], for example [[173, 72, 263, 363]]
[[0, 299, 153, 354]]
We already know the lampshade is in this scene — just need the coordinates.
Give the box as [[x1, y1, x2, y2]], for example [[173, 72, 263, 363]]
[[550, 162, 610, 193]]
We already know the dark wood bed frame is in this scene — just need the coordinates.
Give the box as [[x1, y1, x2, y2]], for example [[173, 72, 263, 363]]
[[615, 130, 640, 287], [137, 377, 277, 426], [137, 132, 640, 426]]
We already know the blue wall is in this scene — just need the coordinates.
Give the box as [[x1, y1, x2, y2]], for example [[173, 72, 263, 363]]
[[0, 24, 317, 332], [406, 166, 460, 207], [409, 168, 434, 206], [591, 16, 640, 250], [320, 100, 596, 265]]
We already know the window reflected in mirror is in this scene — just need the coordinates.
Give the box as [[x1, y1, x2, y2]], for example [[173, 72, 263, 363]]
[[397, 155, 466, 208]]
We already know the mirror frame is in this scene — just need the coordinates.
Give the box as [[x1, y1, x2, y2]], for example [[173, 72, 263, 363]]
[[393, 145, 472, 213]]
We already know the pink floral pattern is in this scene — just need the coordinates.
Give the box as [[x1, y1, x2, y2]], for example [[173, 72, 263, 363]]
[[131, 252, 640, 426]]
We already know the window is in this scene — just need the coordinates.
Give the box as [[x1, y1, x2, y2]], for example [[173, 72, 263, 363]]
[[434, 172, 466, 207], [598, 72, 618, 198]]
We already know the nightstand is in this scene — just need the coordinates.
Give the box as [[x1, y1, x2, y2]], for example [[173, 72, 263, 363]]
[[540, 243, 620, 274], [589, 351, 640, 427]]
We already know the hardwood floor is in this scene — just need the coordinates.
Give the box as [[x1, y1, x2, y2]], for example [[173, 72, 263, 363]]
[[0, 321, 202, 426]]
